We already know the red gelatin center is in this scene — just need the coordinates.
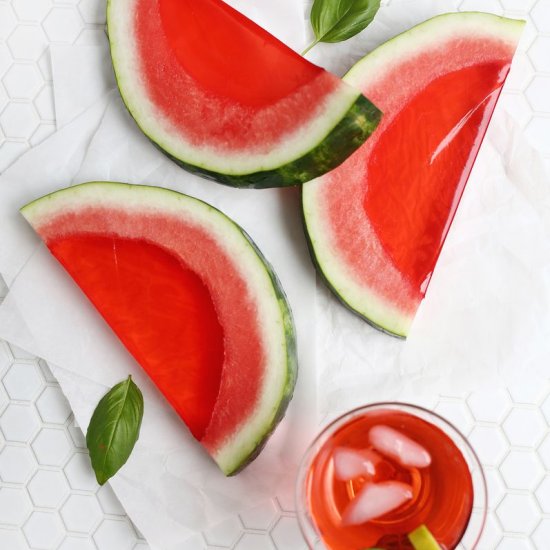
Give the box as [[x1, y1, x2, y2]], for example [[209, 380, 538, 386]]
[[158, 0, 320, 106], [365, 62, 509, 291], [49, 235, 224, 440], [133, 0, 339, 153]]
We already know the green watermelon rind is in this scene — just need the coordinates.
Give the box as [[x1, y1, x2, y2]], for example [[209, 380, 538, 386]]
[[209, 222, 298, 475], [21, 182, 297, 476], [226, 257, 298, 475], [345, 12, 525, 90], [106, 0, 382, 188], [301, 207, 410, 339], [302, 12, 525, 338], [158, 96, 381, 189]]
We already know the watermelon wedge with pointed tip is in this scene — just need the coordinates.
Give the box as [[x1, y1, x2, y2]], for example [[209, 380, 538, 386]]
[[106, 0, 381, 188], [21, 182, 297, 475], [303, 12, 524, 337]]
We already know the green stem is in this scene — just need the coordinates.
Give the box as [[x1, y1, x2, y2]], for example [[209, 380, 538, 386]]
[[301, 38, 320, 56]]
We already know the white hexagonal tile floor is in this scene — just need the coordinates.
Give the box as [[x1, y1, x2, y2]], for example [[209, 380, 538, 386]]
[[535, 475, 550, 513], [92, 519, 139, 550], [499, 451, 544, 491], [0, 403, 41, 443], [0, 445, 36, 484], [496, 494, 540, 534], [36, 386, 72, 424], [469, 425, 509, 467], [31, 428, 73, 467], [467, 389, 511, 424], [27, 470, 70, 509], [531, 0, 550, 33], [502, 408, 547, 448], [64, 452, 100, 492], [3, 64, 42, 99], [0, 486, 33, 526], [23, 511, 65, 550], [3, 361, 44, 401], [60, 494, 103, 534], [532, 519, 550, 549], [1, 0, 550, 548], [239, 500, 279, 531]]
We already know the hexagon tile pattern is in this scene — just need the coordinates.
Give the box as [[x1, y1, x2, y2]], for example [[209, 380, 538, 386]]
[[0, 348, 148, 550], [0, 0, 106, 172], [1, 0, 550, 549]]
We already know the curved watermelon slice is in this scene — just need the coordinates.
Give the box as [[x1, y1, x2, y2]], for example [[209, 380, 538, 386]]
[[107, 0, 381, 188], [21, 182, 297, 475], [302, 13, 524, 337]]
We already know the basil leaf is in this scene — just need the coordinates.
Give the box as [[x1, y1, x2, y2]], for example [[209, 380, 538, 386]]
[[86, 376, 144, 485], [304, 0, 380, 54]]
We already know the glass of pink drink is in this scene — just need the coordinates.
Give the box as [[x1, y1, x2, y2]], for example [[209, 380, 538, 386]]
[[296, 403, 487, 549]]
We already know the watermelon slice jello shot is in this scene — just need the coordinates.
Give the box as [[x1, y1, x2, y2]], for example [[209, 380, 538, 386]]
[[296, 403, 487, 549]]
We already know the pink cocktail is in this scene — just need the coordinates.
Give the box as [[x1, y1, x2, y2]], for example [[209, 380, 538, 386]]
[[296, 403, 487, 549]]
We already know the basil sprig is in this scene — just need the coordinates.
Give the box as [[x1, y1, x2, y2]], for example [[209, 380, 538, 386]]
[[86, 376, 144, 485], [303, 0, 381, 55]]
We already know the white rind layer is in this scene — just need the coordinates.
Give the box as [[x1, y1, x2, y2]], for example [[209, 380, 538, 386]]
[[303, 188, 414, 337], [346, 12, 525, 90], [22, 182, 293, 474], [107, 0, 360, 176], [303, 12, 524, 338]]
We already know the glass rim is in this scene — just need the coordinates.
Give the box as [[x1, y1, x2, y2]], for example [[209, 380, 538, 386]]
[[295, 401, 488, 550]]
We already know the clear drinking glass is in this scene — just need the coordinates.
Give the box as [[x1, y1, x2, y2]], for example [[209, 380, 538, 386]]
[[296, 403, 487, 550]]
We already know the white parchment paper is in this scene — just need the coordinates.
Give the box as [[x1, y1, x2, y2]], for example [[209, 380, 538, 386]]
[[316, 111, 550, 418], [0, 97, 110, 286], [0, 0, 548, 548], [51, 44, 115, 128]]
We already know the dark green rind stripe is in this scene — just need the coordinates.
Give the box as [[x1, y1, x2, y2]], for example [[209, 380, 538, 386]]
[[156, 95, 381, 188], [107, 0, 381, 189], [301, 205, 407, 340]]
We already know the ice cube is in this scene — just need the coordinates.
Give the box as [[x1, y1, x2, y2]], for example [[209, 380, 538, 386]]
[[333, 447, 380, 481], [369, 425, 431, 468], [341, 481, 413, 526]]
